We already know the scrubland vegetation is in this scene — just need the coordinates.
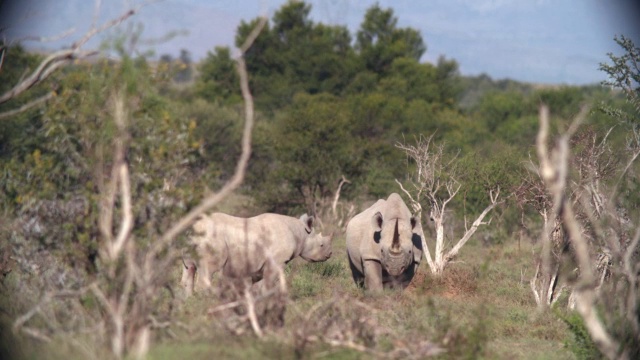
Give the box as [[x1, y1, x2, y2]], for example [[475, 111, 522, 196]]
[[1, 1, 638, 359]]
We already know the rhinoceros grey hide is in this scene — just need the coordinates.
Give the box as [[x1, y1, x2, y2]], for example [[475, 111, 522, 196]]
[[346, 193, 423, 292], [187, 212, 333, 293]]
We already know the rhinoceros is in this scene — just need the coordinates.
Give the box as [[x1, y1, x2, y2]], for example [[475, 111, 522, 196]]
[[184, 212, 333, 292], [346, 193, 423, 291]]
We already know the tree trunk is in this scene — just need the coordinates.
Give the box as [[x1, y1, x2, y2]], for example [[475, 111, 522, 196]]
[[433, 218, 445, 276]]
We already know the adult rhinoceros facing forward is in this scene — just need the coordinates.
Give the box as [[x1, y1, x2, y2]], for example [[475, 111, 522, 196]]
[[184, 212, 333, 294], [346, 193, 423, 291]]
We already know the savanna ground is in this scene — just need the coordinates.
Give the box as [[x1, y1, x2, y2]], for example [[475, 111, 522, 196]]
[[1, 195, 577, 360], [143, 197, 575, 360], [151, 223, 572, 359]]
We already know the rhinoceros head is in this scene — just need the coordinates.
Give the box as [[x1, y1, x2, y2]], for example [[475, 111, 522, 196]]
[[301, 232, 334, 262], [371, 205, 417, 276]]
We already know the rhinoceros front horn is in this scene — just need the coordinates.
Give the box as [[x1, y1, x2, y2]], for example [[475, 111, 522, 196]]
[[390, 218, 402, 255]]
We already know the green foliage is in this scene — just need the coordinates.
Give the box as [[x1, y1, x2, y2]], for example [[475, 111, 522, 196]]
[[560, 311, 603, 360], [458, 144, 522, 212], [599, 35, 640, 126], [534, 86, 585, 119], [597, 35, 640, 220], [195, 47, 241, 104], [458, 73, 536, 110], [356, 3, 425, 74], [0, 46, 49, 161], [475, 91, 529, 132], [0, 41, 208, 271], [231, 1, 358, 111], [256, 93, 362, 211]]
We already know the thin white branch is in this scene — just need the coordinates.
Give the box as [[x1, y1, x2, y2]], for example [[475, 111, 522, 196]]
[[536, 103, 620, 358], [109, 134, 133, 259], [0, 4, 141, 106], [0, 91, 54, 120], [147, 17, 266, 265], [99, 90, 132, 265], [20, 327, 52, 342], [531, 263, 541, 306], [244, 287, 263, 338], [332, 175, 351, 219], [395, 179, 422, 214], [445, 188, 500, 263]]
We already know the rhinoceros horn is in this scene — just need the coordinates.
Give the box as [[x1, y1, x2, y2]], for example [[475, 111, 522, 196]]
[[390, 218, 402, 255]]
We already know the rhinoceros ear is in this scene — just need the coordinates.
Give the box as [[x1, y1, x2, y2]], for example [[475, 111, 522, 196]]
[[300, 214, 314, 233], [371, 212, 383, 232], [410, 215, 418, 230]]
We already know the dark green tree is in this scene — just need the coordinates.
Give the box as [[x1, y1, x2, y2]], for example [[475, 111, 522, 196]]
[[195, 46, 241, 104], [599, 35, 640, 126], [233, 1, 358, 110], [355, 3, 425, 74], [256, 93, 362, 213], [174, 48, 193, 83]]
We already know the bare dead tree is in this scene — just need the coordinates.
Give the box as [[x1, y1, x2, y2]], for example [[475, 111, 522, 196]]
[[314, 175, 354, 231], [516, 158, 569, 308], [535, 104, 640, 359], [396, 135, 501, 275], [517, 107, 626, 310], [11, 13, 268, 359], [331, 175, 351, 220]]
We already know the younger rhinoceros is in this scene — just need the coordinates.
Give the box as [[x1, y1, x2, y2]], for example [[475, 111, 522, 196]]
[[346, 193, 423, 291], [186, 212, 333, 292]]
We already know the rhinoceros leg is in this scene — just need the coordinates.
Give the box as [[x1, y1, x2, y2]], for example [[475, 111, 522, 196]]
[[383, 262, 417, 290], [401, 262, 417, 288], [348, 254, 365, 288], [197, 241, 228, 290], [363, 260, 383, 293]]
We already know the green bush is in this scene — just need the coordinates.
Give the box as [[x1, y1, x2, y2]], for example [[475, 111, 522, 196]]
[[560, 311, 603, 360]]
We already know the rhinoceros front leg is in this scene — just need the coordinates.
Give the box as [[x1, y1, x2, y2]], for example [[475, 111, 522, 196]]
[[348, 254, 365, 288], [363, 260, 383, 293], [197, 241, 228, 290]]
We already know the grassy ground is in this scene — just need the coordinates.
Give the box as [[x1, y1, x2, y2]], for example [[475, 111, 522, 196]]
[[4, 191, 577, 359], [147, 231, 576, 360]]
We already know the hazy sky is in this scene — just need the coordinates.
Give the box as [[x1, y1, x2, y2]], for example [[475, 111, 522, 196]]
[[1, 0, 639, 85]]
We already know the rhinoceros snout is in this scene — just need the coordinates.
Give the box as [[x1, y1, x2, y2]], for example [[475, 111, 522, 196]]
[[383, 252, 411, 276]]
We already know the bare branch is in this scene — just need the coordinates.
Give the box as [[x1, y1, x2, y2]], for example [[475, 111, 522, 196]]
[[244, 286, 263, 338], [238, 16, 268, 54], [16, 28, 77, 44], [562, 199, 619, 359], [106, 93, 133, 261], [445, 188, 501, 263], [331, 175, 351, 219], [0, 4, 141, 107], [530, 263, 541, 305], [13, 286, 91, 336], [147, 18, 266, 264], [20, 327, 53, 343], [394, 179, 421, 214], [0, 91, 54, 120], [535, 103, 622, 357]]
